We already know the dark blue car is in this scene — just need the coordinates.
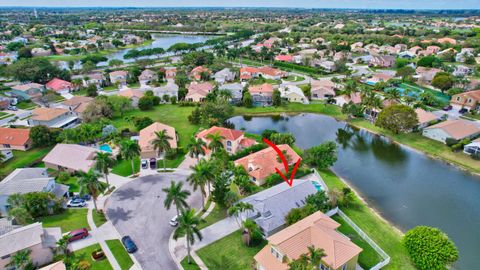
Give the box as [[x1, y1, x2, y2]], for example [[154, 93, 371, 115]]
[[121, 236, 138, 253]]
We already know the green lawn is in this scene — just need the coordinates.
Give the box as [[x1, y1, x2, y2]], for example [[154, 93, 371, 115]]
[[93, 210, 108, 228], [72, 243, 113, 270], [73, 88, 88, 96], [105, 240, 134, 270], [0, 147, 52, 179], [234, 103, 345, 120], [111, 157, 140, 177], [332, 215, 383, 269], [197, 230, 267, 270], [127, 82, 140, 88], [103, 85, 118, 91], [181, 257, 201, 270], [57, 176, 80, 192], [197, 203, 228, 230], [16, 101, 37, 109], [284, 75, 305, 82], [319, 169, 414, 269], [37, 208, 89, 233]]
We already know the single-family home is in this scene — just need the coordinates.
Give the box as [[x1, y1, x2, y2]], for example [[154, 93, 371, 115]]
[[43, 144, 100, 173], [109, 70, 128, 88], [395, 44, 408, 52], [214, 68, 236, 84], [0, 52, 17, 65], [317, 60, 337, 73], [275, 55, 294, 62], [0, 97, 10, 110], [118, 89, 145, 107], [219, 83, 244, 104], [264, 37, 281, 49], [39, 261, 66, 270], [185, 82, 214, 102], [350, 42, 364, 51], [138, 69, 157, 87], [453, 65, 472, 77], [165, 67, 177, 79], [415, 67, 442, 84], [415, 108, 439, 129], [464, 138, 480, 156], [10, 83, 45, 101], [279, 84, 309, 104], [409, 46, 422, 55], [254, 211, 362, 270], [398, 51, 416, 59], [240, 67, 260, 81], [311, 79, 337, 100], [369, 55, 396, 68], [139, 122, 177, 160], [31, 47, 51, 57], [365, 73, 394, 85], [196, 126, 256, 155], [58, 96, 93, 119], [0, 127, 32, 151], [258, 66, 287, 80], [437, 37, 457, 45], [28, 107, 79, 129], [249, 83, 274, 106], [45, 78, 73, 95], [0, 222, 61, 270], [455, 48, 475, 63], [234, 144, 301, 186], [153, 81, 179, 100], [190, 66, 211, 81], [334, 92, 362, 107], [83, 73, 106, 88], [0, 168, 69, 215], [450, 90, 480, 112], [423, 119, 480, 143], [239, 180, 318, 237]]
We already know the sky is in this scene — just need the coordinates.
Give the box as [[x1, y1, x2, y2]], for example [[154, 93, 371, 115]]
[[1, 0, 479, 10]]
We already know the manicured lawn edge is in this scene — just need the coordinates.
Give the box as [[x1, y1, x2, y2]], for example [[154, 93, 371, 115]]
[[37, 208, 90, 233], [180, 257, 201, 270], [105, 239, 134, 270], [92, 210, 108, 228]]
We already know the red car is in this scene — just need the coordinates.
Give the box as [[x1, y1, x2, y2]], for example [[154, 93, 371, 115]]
[[68, 228, 89, 242]]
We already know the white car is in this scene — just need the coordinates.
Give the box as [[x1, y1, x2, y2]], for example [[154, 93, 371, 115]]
[[67, 198, 87, 208], [169, 215, 178, 227]]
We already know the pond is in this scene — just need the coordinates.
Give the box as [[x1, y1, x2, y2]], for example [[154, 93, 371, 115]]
[[229, 113, 480, 269]]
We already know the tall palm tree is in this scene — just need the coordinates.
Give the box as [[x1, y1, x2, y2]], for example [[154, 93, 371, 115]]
[[288, 246, 327, 270], [120, 140, 141, 175], [206, 131, 224, 154], [189, 159, 215, 197], [162, 181, 190, 216], [173, 209, 202, 264], [152, 130, 173, 172], [78, 170, 105, 211], [94, 152, 115, 186], [187, 168, 207, 210], [242, 218, 258, 246], [56, 234, 71, 256], [186, 137, 206, 161], [7, 249, 31, 270], [228, 202, 253, 228]]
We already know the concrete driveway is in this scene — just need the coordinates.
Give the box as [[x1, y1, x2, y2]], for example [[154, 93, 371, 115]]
[[105, 171, 202, 270]]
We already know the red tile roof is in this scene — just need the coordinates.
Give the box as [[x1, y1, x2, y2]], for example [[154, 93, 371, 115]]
[[0, 127, 30, 147], [45, 78, 72, 92], [196, 126, 244, 141]]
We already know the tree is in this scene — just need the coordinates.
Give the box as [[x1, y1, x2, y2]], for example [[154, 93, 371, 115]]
[[7, 207, 33, 225], [376, 105, 419, 134], [120, 140, 141, 175], [288, 246, 326, 270], [109, 59, 124, 67], [303, 141, 338, 169], [211, 173, 233, 206], [417, 56, 442, 68], [7, 57, 67, 83], [78, 170, 105, 211], [152, 130, 173, 172], [7, 250, 32, 270], [56, 234, 72, 256], [403, 226, 458, 270], [396, 66, 415, 81], [270, 133, 296, 146], [228, 202, 253, 228], [173, 209, 202, 264], [242, 91, 253, 108], [272, 89, 282, 106], [82, 61, 97, 73], [163, 181, 191, 216], [133, 116, 154, 131], [206, 131, 224, 154], [187, 137, 206, 161], [107, 95, 132, 117], [188, 159, 215, 206], [86, 84, 98, 97], [242, 218, 260, 246], [83, 98, 113, 122], [94, 152, 115, 186], [305, 191, 330, 212], [18, 47, 32, 58], [432, 72, 454, 92], [30, 125, 58, 147]]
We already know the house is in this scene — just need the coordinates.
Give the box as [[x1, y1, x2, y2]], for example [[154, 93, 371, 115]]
[[0, 97, 10, 110], [0, 168, 69, 215], [28, 107, 79, 129], [58, 96, 93, 119], [409, 46, 422, 55], [317, 60, 336, 73], [43, 144, 100, 173], [279, 84, 309, 104], [264, 37, 281, 49], [249, 83, 274, 106], [123, 34, 143, 45], [258, 66, 287, 80], [40, 261, 66, 270], [452, 65, 472, 77], [437, 37, 457, 45], [423, 120, 480, 143], [196, 126, 256, 155], [415, 67, 442, 84], [464, 138, 480, 155], [427, 46, 441, 54], [450, 90, 480, 112], [365, 73, 394, 85], [415, 108, 439, 129], [254, 211, 362, 270], [398, 51, 416, 59], [234, 144, 301, 186], [190, 66, 211, 81], [0, 52, 17, 65], [139, 122, 177, 160], [138, 69, 157, 87], [45, 78, 73, 94], [0, 127, 32, 151], [219, 83, 244, 104], [395, 44, 408, 52], [109, 70, 128, 88], [214, 68, 236, 84], [334, 92, 362, 107], [31, 47, 51, 56], [10, 83, 45, 101], [275, 55, 294, 62], [239, 180, 318, 236], [79, 73, 105, 89], [311, 80, 337, 100], [240, 67, 260, 81], [185, 82, 214, 102], [118, 89, 145, 107], [369, 55, 395, 68], [455, 48, 475, 63], [0, 222, 61, 269], [350, 42, 363, 51], [153, 81, 179, 100], [165, 67, 177, 79]]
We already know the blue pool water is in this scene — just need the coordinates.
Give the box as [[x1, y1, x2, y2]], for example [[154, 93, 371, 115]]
[[99, 144, 112, 153], [312, 181, 322, 191]]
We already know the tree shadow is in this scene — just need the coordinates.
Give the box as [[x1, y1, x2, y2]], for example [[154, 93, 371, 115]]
[[112, 187, 143, 201], [105, 207, 133, 225]]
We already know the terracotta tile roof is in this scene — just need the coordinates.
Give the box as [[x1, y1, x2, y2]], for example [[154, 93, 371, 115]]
[[46, 78, 72, 92], [11, 83, 43, 92], [139, 122, 177, 152], [426, 119, 480, 140], [31, 107, 68, 121], [62, 96, 93, 106], [451, 90, 480, 105], [109, 70, 128, 77], [0, 127, 30, 146], [249, 83, 274, 95], [118, 89, 145, 99], [187, 82, 214, 98], [275, 55, 293, 62], [258, 66, 285, 77], [415, 108, 438, 125], [42, 144, 98, 172], [240, 137, 257, 148], [196, 126, 244, 141]]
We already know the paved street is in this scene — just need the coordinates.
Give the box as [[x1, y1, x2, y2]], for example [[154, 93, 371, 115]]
[[105, 171, 202, 270]]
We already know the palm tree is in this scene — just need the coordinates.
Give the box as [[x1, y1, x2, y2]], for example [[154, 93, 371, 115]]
[[288, 246, 327, 270], [173, 209, 202, 264], [228, 202, 253, 228], [189, 159, 215, 198], [56, 234, 71, 256], [187, 168, 207, 210], [386, 88, 402, 103], [7, 249, 31, 269], [186, 137, 206, 161], [162, 181, 190, 216], [206, 131, 224, 154], [78, 170, 105, 211], [152, 130, 173, 172], [242, 218, 258, 246], [120, 140, 141, 175], [94, 152, 115, 186]]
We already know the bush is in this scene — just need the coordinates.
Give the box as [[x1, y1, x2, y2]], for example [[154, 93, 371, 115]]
[[133, 116, 154, 131], [229, 143, 267, 160]]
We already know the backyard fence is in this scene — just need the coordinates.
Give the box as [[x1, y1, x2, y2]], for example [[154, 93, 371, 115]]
[[327, 207, 391, 270]]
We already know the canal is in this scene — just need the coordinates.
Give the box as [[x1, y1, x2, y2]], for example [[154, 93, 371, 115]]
[[229, 113, 480, 269]]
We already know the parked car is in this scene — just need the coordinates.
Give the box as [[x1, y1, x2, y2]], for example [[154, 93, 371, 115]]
[[67, 198, 86, 208], [149, 158, 157, 169], [7, 106, 17, 111], [459, 108, 468, 114], [141, 159, 148, 169], [121, 236, 138, 253], [442, 105, 452, 111], [72, 194, 91, 201], [169, 215, 178, 227], [68, 228, 89, 242]]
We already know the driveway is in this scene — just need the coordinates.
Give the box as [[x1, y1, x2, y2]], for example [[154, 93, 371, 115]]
[[105, 171, 202, 270]]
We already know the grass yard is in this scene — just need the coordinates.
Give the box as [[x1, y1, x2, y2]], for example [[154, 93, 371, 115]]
[[73, 88, 88, 96], [181, 257, 201, 270], [16, 101, 37, 109], [332, 215, 383, 269], [57, 176, 80, 192], [37, 208, 89, 233], [234, 103, 346, 120], [284, 75, 305, 82], [105, 239, 134, 270], [93, 210, 108, 228], [319, 169, 414, 269], [111, 157, 140, 177], [197, 230, 267, 270], [0, 147, 52, 179], [103, 85, 118, 91], [197, 203, 228, 230], [72, 243, 113, 270], [127, 82, 140, 88]]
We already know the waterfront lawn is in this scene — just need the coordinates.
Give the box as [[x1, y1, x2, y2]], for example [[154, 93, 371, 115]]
[[93, 210, 108, 228], [181, 257, 201, 270], [111, 157, 140, 177], [234, 103, 346, 120], [0, 147, 52, 179], [72, 243, 113, 270], [349, 119, 480, 174], [319, 169, 415, 269], [37, 208, 89, 233], [196, 230, 267, 270], [332, 215, 383, 269], [106, 239, 134, 270]]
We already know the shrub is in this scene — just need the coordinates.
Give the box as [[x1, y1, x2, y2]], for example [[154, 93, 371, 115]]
[[229, 143, 268, 160]]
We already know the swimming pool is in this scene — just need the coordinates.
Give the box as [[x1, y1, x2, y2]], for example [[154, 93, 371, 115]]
[[99, 144, 113, 153], [312, 181, 322, 191]]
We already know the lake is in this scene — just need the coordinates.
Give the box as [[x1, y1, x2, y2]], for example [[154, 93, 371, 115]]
[[229, 113, 480, 269]]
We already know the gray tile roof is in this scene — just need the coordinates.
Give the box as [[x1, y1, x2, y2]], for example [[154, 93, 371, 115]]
[[0, 222, 43, 257], [0, 168, 53, 195]]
